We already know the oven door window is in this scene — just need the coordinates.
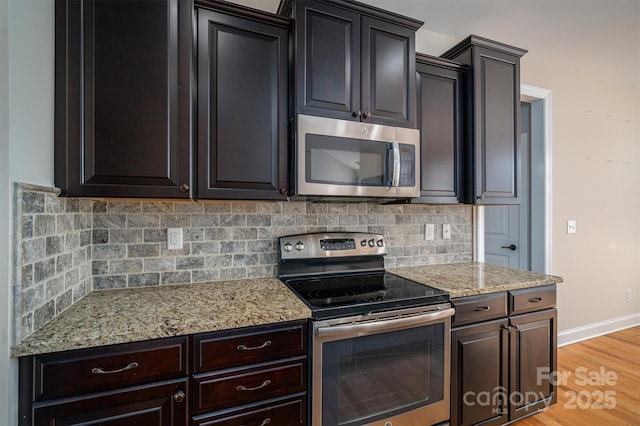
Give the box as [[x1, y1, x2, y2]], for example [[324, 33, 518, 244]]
[[305, 134, 390, 187], [320, 323, 445, 426]]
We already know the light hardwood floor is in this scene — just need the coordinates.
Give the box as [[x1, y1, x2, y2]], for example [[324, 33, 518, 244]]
[[516, 326, 640, 425]]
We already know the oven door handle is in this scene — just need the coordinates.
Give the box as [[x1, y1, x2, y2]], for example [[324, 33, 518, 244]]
[[315, 308, 455, 338]]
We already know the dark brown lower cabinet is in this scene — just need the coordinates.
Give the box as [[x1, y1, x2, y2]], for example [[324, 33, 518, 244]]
[[31, 379, 188, 426], [451, 289, 557, 426], [509, 309, 558, 421], [451, 318, 509, 426]]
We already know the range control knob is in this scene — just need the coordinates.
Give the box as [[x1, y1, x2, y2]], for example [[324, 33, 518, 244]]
[[360, 239, 367, 247], [368, 239, 375, 247], [376, 239, 384, 247], [295, 241, 305, 251], [283, 242, 293, 252]]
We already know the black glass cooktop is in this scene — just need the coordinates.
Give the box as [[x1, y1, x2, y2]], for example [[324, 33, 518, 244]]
[[282, 271, 449, 319]]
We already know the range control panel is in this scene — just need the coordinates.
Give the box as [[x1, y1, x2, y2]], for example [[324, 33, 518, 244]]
[[279, 232, 386, 260]]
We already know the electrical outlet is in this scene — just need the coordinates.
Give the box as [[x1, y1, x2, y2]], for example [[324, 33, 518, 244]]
[[167, 228, 183, 250], [443, 224, 451, 240], [425, 224, 435, 241], [567, 220, 577, 234], [626, 289, 632, 302]]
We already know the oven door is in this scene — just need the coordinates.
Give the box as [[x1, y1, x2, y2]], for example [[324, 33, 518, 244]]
[[313, 305, 453, 426], [296, 114, 419, 198]]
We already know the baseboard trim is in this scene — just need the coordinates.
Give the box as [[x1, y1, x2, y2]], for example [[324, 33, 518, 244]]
[[558, 313, 640, 347]]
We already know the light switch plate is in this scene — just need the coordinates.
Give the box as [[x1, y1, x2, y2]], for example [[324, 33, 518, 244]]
[[567, 220, 577, 234], [425, 224, 435, 240]]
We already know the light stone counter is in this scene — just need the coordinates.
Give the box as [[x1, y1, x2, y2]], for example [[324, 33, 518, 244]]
[[12, 278, 311, 357], [391, 262, 562, 298]]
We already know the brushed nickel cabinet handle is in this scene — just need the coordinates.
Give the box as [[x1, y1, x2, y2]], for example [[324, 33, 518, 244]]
[[237, 340, 272, 351], [241, 418, 271, 426], [179, 184, 189, 192], [236, 379, 271, 392], [91, 362, 139, 375], [473, 306, 491, 312], [173, 390, 185, 403]]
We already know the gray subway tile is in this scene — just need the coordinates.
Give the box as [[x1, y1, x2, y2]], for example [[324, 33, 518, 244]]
[[56, 215, 74, 233], [22, 216, 33, 238], [160, 214, 191, 228], [141, 201, 174, 213], [110, 259, 144, 274], [205, 254, 233, 269], [45, 276, 65, 300], [128, 243, 160, 258], [34, 258, 56, 283], [145, 258, 175, 272], [92, 229, 109, 244], [23, 191, 45, 213], [144, 229, 166, 243], [34, 300, 56, 330], [233, 254, 259, 266], [220, 241, 246, 254], [128, 273, 159, 287], [46, 236, 63, 256], [192, 241, 221, 255], [34, 215, 55, 237], [108, 201, 141, 213], [64, 198, 80, 212], [92, 244, 126, 260], [56, 253, 73, 274], [92, 260, 109, 275], [56, 290, 73, 314], [192, 269, 220, 283], [93, 275, 127, 290], [176, 256, 205, 270], [203, 202, 232, 213], [191, 214, 219, 227], [233, 228, 258, 240], [110, 229, 143, 243], [21, 265, 33, 288], [220, 214, 247, 227], [220, 267, 247, 280], [161, 271, 191, 285], [127, 214, 161, 228], [247, 214, 271, 227], [93, 214, 126, 229], [174, 202, 204, 213]]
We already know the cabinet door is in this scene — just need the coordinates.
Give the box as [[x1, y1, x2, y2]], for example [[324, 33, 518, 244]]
[[197, 8, 289, 200], [451, 319, 509, 426], [509, 308, 557, 421], [32, 379, 188, 426], [414, 60, 464, 203], [361, 16, 416, 128], [295, 0, 360, 121], [55, 0, 192, 198], [472, 47, 521, 204]]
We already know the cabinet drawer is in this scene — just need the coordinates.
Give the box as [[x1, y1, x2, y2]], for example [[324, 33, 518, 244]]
[[193, 359, 307, 414], [193, 321, 307, 373], [32, 337, 188, 401], [452, 292, 508, 326], [509, 285, 556, 315], [193, 396, 306, 426]]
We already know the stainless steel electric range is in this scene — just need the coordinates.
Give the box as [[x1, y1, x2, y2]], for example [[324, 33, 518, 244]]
[[278, 232, 454, 426]]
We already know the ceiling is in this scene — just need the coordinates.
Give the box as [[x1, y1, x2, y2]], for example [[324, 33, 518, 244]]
[[228, 0, 640, 90]]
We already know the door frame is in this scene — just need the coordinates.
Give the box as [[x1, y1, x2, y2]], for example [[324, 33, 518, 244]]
[[474, 84, 553, 273]]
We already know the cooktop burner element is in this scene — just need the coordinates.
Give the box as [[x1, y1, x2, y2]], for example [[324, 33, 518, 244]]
[[278, 232, 449, 319]]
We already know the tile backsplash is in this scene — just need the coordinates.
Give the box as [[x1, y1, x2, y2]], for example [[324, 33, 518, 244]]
[[14, 184, 473, 342]]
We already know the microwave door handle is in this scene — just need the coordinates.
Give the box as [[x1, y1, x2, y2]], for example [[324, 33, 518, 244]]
[[391, 141, 400, 187]]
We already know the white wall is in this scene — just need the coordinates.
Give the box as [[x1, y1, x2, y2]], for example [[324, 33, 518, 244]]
[[1, 0, 55, 423], [414, 28, 640, 333], [0, 1, 14, 424]]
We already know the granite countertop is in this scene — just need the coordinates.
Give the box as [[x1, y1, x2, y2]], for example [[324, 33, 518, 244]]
[[12, 278, 311, 357], [391, 262, 563, 298]]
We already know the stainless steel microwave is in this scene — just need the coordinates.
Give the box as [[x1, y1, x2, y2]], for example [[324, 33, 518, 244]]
[[294, 114, 420, 198]]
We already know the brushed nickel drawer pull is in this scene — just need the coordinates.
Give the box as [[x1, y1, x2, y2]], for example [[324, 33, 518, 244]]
[[236, 379, 271, 392], [240, 418, 271, 426], [473, 306, 491, 312], [237, 340, 272, 351], [91, 362, 139, 375], [529, 297, 543, 302]]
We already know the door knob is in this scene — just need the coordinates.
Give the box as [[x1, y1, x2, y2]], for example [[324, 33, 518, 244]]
[[501, 244, 517, 251]]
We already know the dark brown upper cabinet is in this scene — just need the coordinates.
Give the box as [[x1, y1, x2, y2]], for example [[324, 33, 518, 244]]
[[441, 35, 527, 205], [55, 0, 193, 198], [196, 2, 290, 200], [412, 54, 467, 204], [292, 0, 421, 128]]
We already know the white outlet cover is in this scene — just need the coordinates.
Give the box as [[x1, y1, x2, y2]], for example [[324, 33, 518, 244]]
[[567, 220, 577, 234], [443, 224, 451, 240], [167, 228, 183, 250]]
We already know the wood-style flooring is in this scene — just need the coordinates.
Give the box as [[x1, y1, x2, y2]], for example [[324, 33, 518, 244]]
[[515, 326, 640, 426]]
